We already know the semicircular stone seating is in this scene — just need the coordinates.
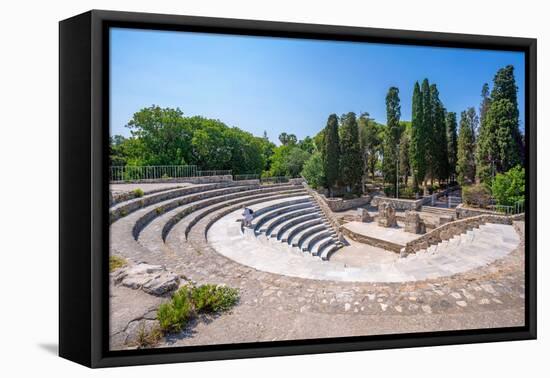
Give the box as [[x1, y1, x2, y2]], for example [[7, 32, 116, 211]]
[[109, 180, 345, 270], [247, 198, 344, 260]]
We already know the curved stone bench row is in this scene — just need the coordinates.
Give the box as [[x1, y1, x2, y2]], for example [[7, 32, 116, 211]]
[[129, 183, 302, 245], [248, 198, 343, 260], [136, 185, 304, 255], [165, 191, 310, 253], [111, 183, 304, 262], [110, 182, 236, 223]]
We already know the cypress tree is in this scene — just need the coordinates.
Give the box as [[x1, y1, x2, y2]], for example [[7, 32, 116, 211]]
[[339, 112, 363, 194], [323, 114, 340, 195], [476, 65, 523, 183], [430, 84, 449, 184], [446, 112, 458, 182], [410, 81, 425, 190], [421, 79, 434, 186], [382, 87, 401, 195], [457, 108, 477, 185], [479, 83, 491, 137]]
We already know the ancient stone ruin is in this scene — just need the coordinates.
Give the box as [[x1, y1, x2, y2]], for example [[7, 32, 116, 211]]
[[378, 202, 397, 228], [357, 208, 373, 223], [404, 210, 426, 234]]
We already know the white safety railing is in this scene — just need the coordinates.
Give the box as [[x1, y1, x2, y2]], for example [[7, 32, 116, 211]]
[[109, 165, 232, 182], [488, 200, 525, 215]]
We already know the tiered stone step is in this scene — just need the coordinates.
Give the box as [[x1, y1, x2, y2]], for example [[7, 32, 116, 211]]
[[249, 198, 342, 260], [111, 182, 304, 262], [405, 223, 519, 270], [137, 185, 305, 254], [420, 205, 458, 219], [165, 189, 309, 249]]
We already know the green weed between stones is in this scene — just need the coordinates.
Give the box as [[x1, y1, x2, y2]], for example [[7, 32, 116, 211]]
[[133, 188, 144, 198], [109, 255, 127, 272], [134, 322, 162, 349], [157, 285, 239, 334]]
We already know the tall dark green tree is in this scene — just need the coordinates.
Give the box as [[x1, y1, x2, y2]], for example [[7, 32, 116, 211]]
[[410, 81, 426, 190], [479, 83, 491, 136], [457, 108, 477, 185], [323, 114, 340, 195], [339, 112, 363, 194], [446, 112, 458, 182], [399, 124, 411, 188], [421, 79, 434, 186], [382, 87, 401, 194], [430, 84, 449, 184], [476, 65, 523, 183], [358, 114, 382, 182]]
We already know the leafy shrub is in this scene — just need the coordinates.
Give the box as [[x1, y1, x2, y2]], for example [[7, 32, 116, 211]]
[[190, 284, 240, 313], [132, 188, 144, 197], [462, 184, 492, 208], [157, 284, 239, 334], [399, 186, 418, 199], [301, 152, 325, 189], [492, 165, 525, 206], [109, 255, 127, 272], [157, 286, 194, 333]]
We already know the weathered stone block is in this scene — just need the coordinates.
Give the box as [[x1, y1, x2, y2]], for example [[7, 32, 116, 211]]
[[378, 202, 397, 228]]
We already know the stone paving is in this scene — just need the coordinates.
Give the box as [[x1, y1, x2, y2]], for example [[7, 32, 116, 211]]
[[109, 184, 525, 350]]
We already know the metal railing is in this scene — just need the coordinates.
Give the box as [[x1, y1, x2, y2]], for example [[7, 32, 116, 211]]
[[447, 196, 462, 208], [488, 200, 525, 215], [109, 165, 232, 182], [197, 170, 232, 177]]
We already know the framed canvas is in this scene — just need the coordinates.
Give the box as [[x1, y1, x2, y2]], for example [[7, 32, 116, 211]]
[[59, 9, 537, 368]]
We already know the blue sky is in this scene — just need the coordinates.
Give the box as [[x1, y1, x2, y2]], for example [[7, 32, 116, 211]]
[[110, 28, 525, 143]]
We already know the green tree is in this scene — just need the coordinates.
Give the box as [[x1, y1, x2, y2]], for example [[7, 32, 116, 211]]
[[457, 108, 477, 185], [479, 83, 491, 136], [446, 112, 458, 182], [301, 152, 325, 189], [278, 132, 297, 146], [267, 145, 310, 177], [358, 114, 382, 182], [339, 112, 363, 194], [298, 136, 316, 154], [421, 79, 434, 186], [491, 165, 525, 206], [430, 84, 449, 184], [410, 81, 426, 190], [323, 114, 340, 195], [399, 124, 411, 188], [477, 65, 523, 183], [382, 87, 402, 194]]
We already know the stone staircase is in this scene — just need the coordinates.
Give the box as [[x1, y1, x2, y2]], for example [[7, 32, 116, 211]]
[[402, 223, 520, 272], [248, 198, 344, 260], [420, 205, 458, 221]]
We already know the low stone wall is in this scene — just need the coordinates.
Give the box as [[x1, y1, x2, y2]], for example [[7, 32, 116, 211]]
[[289, 178, 305, 185], [111, 175, 234, 185], [456, 204, 506, 219], [321, 195, 371, 212], [403, 213, 523, 254], [340, 226, 403, 253], [371, 196, 425, 211], [302, 184, 344, 241]]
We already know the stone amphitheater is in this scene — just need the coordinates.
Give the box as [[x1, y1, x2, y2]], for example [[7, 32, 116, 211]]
[[109, 179, 525, 350]]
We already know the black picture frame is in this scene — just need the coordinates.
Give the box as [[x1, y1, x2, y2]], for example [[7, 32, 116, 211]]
[[59, 9, 537, 368]]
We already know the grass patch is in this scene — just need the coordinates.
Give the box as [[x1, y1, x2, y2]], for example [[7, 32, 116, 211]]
[[109, 255, 127, 272], [157, 284, 239, 334], [134, 322, 162, 349], [191, 284, 240, 313], [132, 188, 144, 198]]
